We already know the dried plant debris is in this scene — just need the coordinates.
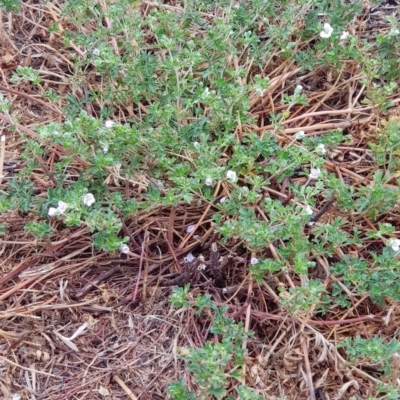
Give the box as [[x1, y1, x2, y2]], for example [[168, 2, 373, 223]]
[[1, 0, 400, 399]]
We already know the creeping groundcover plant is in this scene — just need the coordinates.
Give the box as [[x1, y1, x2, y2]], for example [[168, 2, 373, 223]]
[[1, 0, 400, 398]]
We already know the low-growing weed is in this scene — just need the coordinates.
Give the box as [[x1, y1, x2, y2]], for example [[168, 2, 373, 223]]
[[2, 0, 400, 397], [168, 286, 262, 400]]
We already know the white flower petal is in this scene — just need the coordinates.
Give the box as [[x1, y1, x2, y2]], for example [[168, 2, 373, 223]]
[[295, 130, 305, 140], [226, 170, 237, 181], [186, 252, 195, 263], [324, 23, 333, 33], [205, 177, 212, 186], [105, 120, 115, 128], [82, 193, 95, 207], [389, 239, 400, 252], [250, 257, 258, 265], [186, 225, 195, 234], [48, 207, 58, 217], [340, 31, 350, 40], [120, 244, 130, 254], [305, 205, 313, 215], [57, 201, 68, 214], [309, 168, 321, 180], [316, 143, 326, 154], [320, 23, 333, 38]]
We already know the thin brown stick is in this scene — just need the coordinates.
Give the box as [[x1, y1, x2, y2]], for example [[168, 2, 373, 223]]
[[0, 84, 63, 115], [133, 229, 148, 301], [177, 181, 221, 251], [241, 277, 253, 385], [35, 154, 58, 186], [0, 134, 5, 184], [224, 304, 377, 326], [73, 266, 120, 299], [0, 356, 62, 378], [113, 375, 138, 400], [301, 335, 316, 400], [0, 242, 64, 287]]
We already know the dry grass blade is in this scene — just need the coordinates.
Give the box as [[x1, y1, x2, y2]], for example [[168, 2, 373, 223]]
[[0, 0, 399, 399], [113, 375, 138, 400]]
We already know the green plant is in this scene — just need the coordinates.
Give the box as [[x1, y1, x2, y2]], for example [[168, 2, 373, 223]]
[[331, 248, 400, 306], [338, 336, 400, 377], [369, 118, 400, 173], [24, 221, 53, 238], [169, 285, 191, 309], [279, 279, 330, 314], [4, 0, 400, 397], [10, 66, 41, 86], [0, 0, 20, 12], [168, 290, 260, 399]]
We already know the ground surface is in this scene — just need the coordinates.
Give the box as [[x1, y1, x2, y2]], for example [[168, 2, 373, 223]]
[[0, 1, 400, 399]]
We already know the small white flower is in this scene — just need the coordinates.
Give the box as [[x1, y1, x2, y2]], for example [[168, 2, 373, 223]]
[[186, 252, 195, 263], [305, 205, 313, 215], [309, 168, 321, 180], [48, 207, 58, 217], [316, 143, 326, 154], [102, 144, 109, 154], [83, 193, 95, 207], [204, 87, 210, 96], [250, 257, 258, 265], [92, 48, 100, 56], [1, 135, 5, 142], [105, 120, 115, 128], [53, 130, 60, 136], [320, 23, 333, 39], [156, 179, 165, 188], [295, 130, 305, 140], [193, 141, 200, 147], [226, 170, 237, 182], [389, 239, 400, 252], [120, 244, 130, 254], [205, 177, 212, 186], [57, 201, 68, 214], [296, 84, 303, 92], [340, 31, 350, 40], [220, 196, 227, 203], [186, 225, 195, 234], [391, 28, 400, 36]]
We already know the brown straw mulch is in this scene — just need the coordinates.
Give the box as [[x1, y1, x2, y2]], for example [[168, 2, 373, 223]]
[[1, 1, 400, 399]]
